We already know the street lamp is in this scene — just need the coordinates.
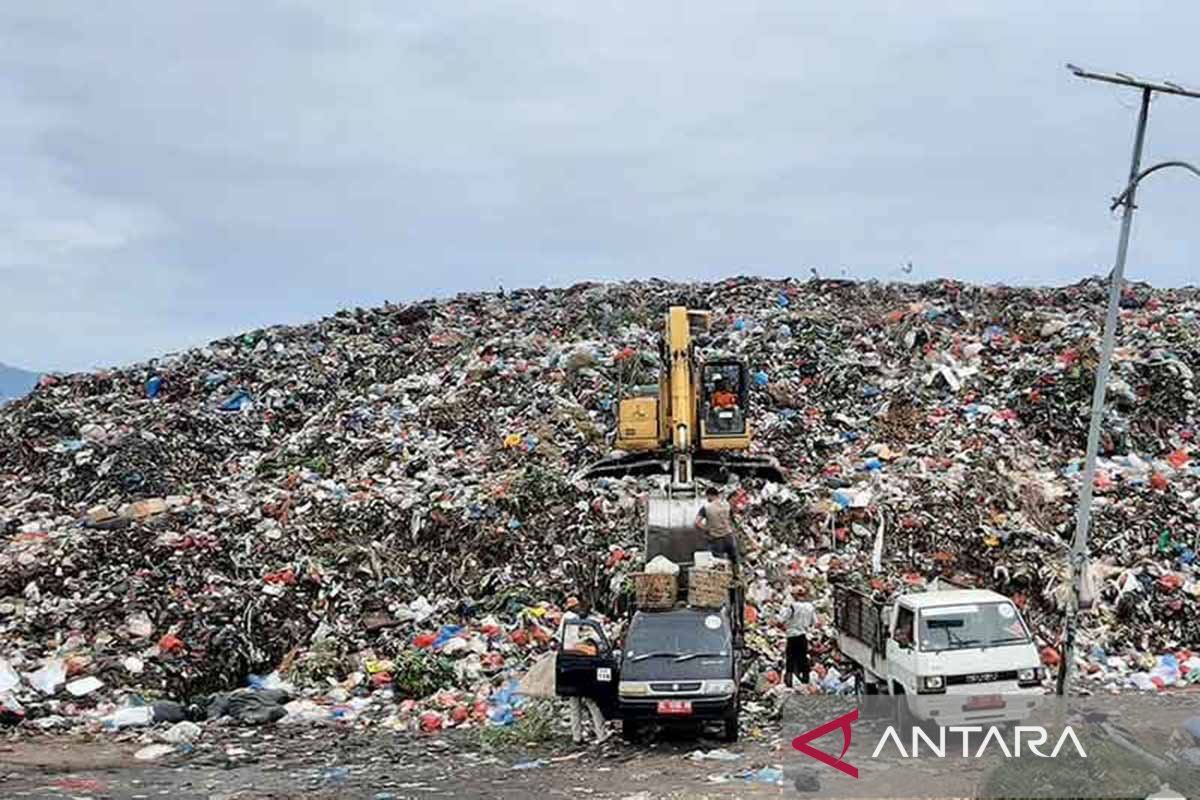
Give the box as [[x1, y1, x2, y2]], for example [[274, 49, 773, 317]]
[[1057, 64, 1200, 696]]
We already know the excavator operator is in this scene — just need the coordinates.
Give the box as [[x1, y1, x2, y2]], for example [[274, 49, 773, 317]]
[[710, 374, 738, 409]]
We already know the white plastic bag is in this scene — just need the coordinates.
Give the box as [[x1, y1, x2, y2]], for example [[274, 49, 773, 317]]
[[645, 555, 680, 575]]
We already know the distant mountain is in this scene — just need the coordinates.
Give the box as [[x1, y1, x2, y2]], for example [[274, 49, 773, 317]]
[[0, 363, 39, 402]]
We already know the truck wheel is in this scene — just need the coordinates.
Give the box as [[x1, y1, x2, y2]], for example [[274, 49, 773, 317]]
[[894, 692, 916, 735], [720, 704, 740, 742], [621, 720, 641, 743]]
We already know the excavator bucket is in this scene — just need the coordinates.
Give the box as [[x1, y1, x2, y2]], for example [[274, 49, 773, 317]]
[[579, 451, 784, 484], [692, 453, 785, 484], [577, 452, 673, 481]]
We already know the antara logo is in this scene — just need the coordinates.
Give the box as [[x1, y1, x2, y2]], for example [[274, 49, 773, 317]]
[[872, 725, 1088, 759], [791, 709, 1088, 777]]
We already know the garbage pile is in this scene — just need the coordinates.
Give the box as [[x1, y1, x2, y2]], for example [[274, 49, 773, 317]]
[[2, 276, 1200, 733]]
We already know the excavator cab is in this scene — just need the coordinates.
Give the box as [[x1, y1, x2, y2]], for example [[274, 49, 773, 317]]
[[699, 360, 749, 441]]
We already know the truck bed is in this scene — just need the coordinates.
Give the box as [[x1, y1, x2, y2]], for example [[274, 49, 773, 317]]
[[833, 584, 889, 679]]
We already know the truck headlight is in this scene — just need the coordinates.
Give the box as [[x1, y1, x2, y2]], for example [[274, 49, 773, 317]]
[[619, 681, 648, 696], [1018, 667, 1044, 686], [920, 675, 945, 693], [703, 680, 736, 696]]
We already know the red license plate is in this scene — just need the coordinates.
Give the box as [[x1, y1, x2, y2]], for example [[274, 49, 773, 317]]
[[964, 694, 1006, 711], [657, 700, 693, 715]]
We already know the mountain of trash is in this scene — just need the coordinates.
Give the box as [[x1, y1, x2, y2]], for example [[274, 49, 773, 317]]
[[2, 276, 1199, 729]]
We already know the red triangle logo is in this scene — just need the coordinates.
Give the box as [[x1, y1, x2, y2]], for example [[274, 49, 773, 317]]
[[791, 707, 859, 778]]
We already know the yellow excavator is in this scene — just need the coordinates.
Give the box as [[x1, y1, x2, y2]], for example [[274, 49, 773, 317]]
[[584, 305, 784, 487]]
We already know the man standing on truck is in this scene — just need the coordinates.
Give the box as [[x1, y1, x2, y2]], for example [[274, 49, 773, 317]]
[[557, 598, 611, 744], [695, 487, 740, 577], [778, 583, 816, 688]]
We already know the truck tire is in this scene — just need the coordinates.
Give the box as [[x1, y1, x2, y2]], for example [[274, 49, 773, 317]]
[[720, 701, 740, 742], [622, 719, 642, 743], [893, 688, 917, 735]]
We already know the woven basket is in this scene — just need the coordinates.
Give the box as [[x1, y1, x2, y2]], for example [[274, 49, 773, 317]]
[[688, 568, 731, 608], [633, 572, 678, 610]]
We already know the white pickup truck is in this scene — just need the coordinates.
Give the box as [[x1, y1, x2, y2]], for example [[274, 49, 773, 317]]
[[834, 585, 1046, 726]]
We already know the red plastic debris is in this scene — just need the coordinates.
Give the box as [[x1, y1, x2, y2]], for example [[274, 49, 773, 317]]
[[1150, 473, 1169, 491], [419, 711, 443, 732], [263, 569, 296, 585], [450, 704, 469, 724], [1167, 449, 1190, 469], [1158, 574, 1184, 592], [158, 634, 184, 654], [606, 548, 628, 567], [413, 632, 437, 649], [765, 670, 780, 685]]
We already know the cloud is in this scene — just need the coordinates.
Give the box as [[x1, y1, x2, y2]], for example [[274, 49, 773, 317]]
[[2, 2, 1198, 371]]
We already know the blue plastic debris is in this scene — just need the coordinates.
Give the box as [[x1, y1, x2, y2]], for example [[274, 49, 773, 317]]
[[753, 371, 769, 386], [146, 376, 163, 398], [733, 318, 747, 331], [777, 293, 790, 308], [487, 679, 525, 726], [218, 389, 253, 412], [431, 625, 464, 651]]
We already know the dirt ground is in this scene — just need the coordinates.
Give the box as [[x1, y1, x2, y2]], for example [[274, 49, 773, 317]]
[[0, 726, 797, 800]]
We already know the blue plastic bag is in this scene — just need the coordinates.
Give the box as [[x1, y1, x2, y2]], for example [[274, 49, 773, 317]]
[[218, 389, 253, 412]]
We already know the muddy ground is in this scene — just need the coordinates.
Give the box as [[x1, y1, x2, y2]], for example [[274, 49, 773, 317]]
[[1, 726, 797, 800]]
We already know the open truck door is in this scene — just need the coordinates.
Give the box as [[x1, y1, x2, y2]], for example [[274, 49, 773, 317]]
[[555, 618, 619, 717]]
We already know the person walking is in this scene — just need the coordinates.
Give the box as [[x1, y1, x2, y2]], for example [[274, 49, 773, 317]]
[[778, 584, 816, 688], [557, 598, 610, 744]]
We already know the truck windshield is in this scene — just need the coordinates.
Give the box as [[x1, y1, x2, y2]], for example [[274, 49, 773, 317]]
[[917, 603, 1030, 652], [626, 611, 730, 659]]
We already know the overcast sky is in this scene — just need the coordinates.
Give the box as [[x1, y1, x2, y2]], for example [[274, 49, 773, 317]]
[[3, 2, 1199, 372]]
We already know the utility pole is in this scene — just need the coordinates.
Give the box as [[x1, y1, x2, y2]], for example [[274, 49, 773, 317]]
[[1058, 65, 1200, 696]]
